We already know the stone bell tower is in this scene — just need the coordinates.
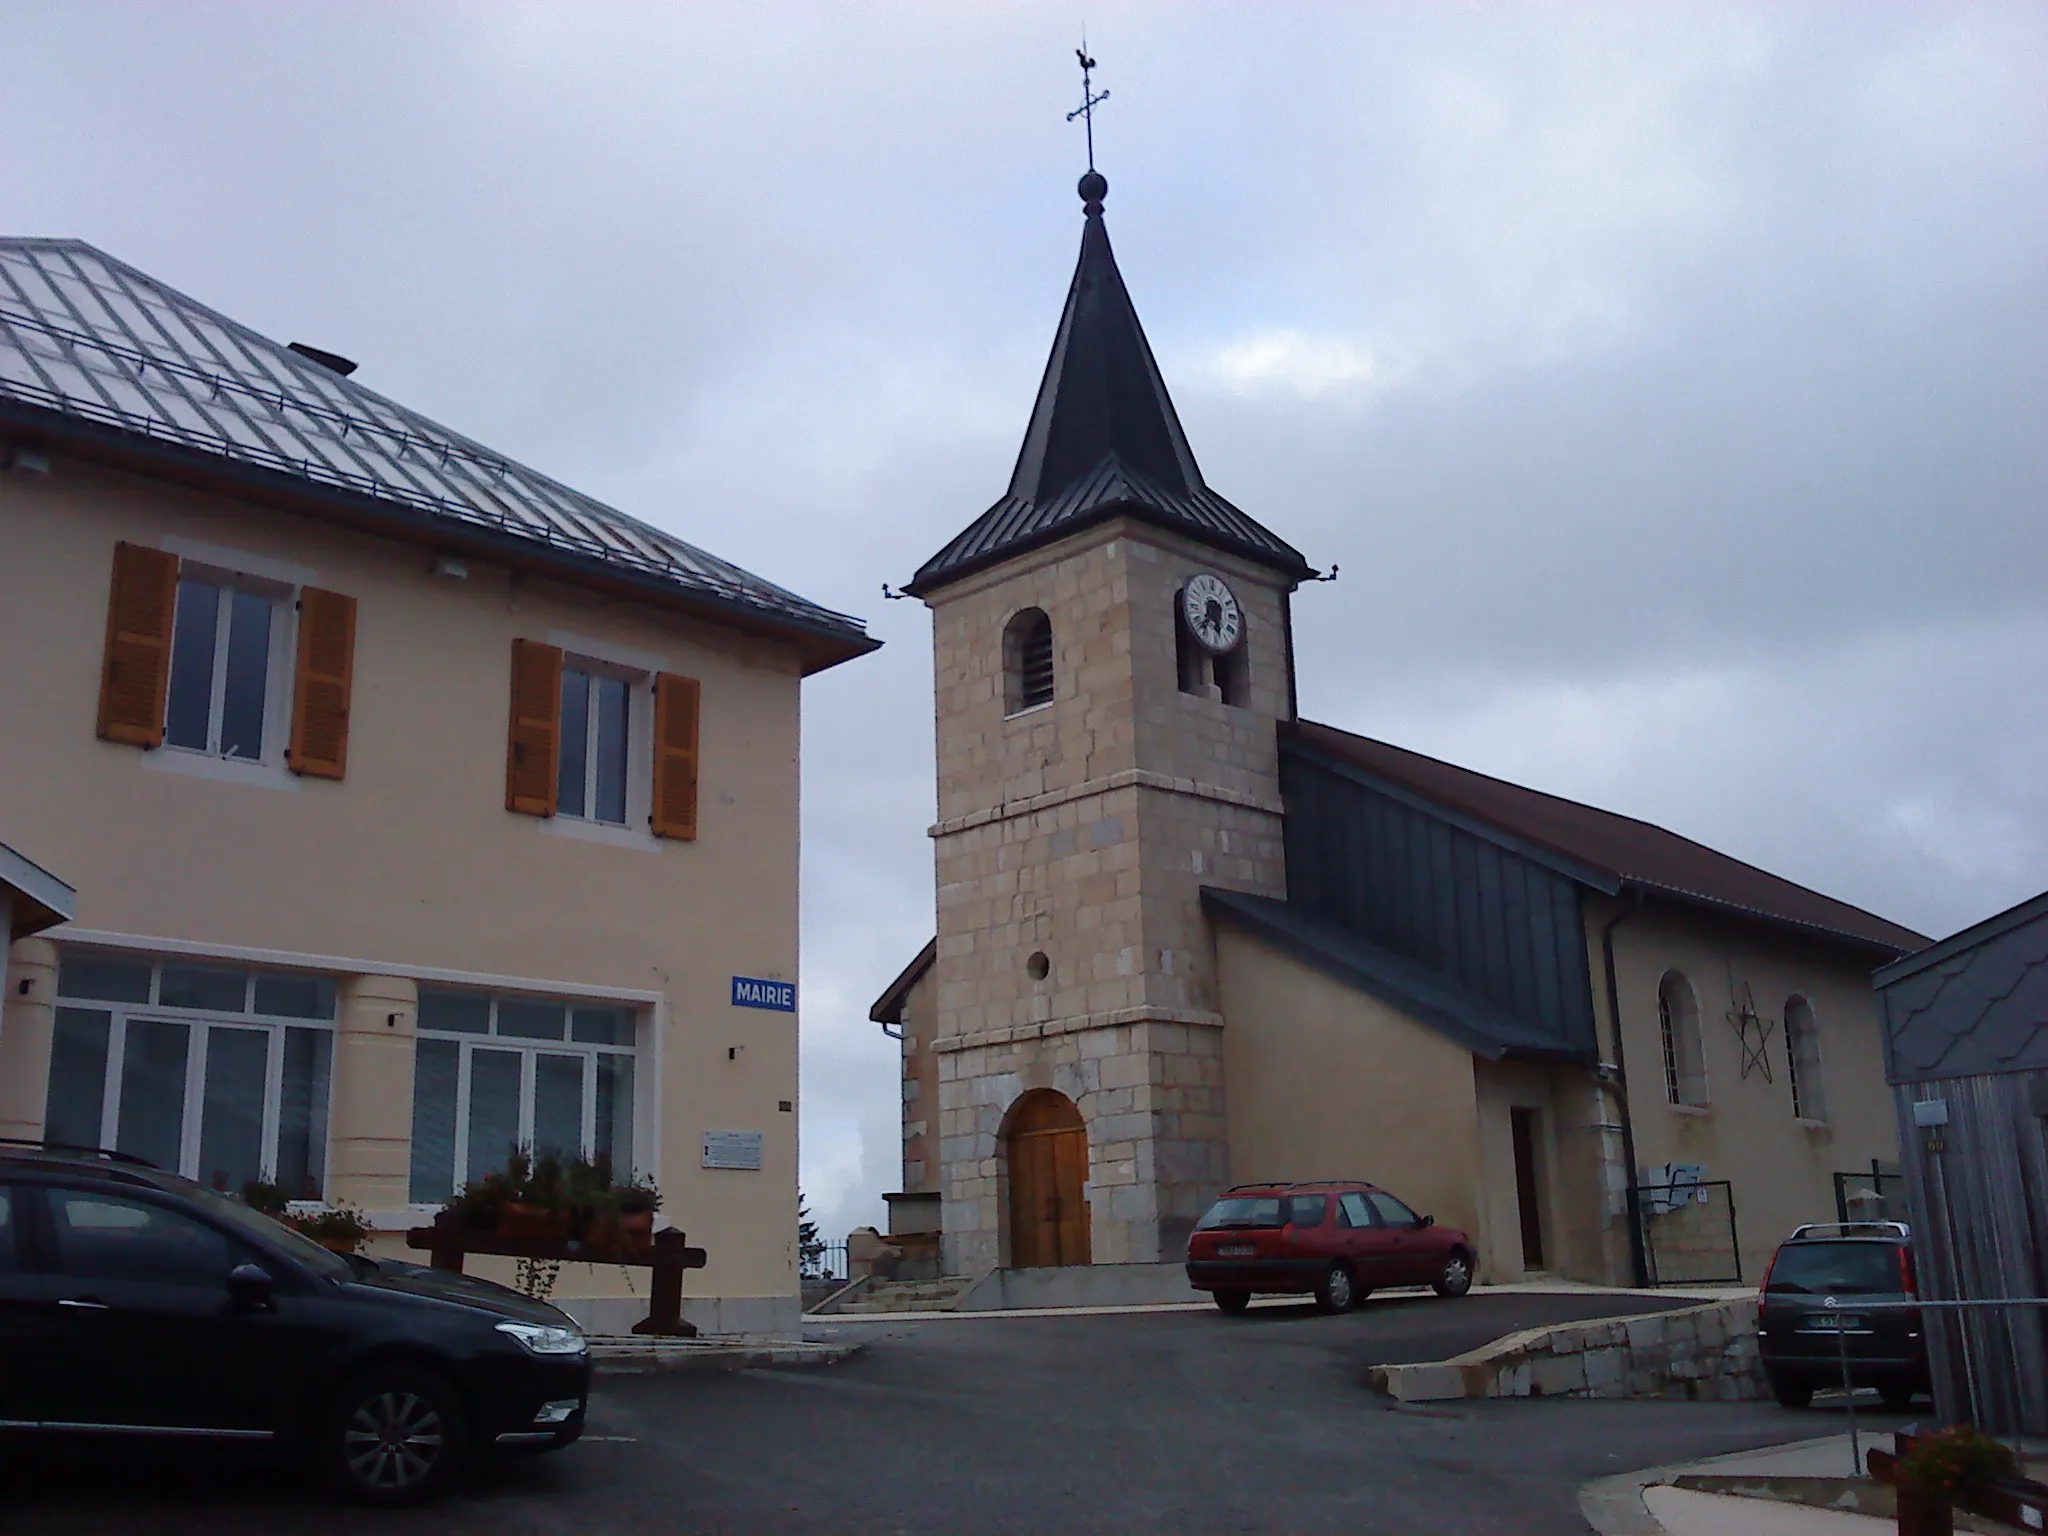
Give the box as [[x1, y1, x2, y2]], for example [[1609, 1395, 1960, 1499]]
[[902, 170, 1318, 1277]]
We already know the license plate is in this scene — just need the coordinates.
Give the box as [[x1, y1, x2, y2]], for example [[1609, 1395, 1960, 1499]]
[[1806, 1314, 1864, 1330], [1217, 1244, 1256, 1258]]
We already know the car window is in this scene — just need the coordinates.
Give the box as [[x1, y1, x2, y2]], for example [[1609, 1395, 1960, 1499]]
[[1337, 1192, 1376, 1229], [1286, 1195, 1328, 1228], [48, 1188, 238, 1287], [186, 1185, 354, 1282], [1766, 1242, 1904, 1295], [1367, 1191, 1419, 1228], [0, 1187, 17, 1272], [1196, 1196, 1283, 1230]]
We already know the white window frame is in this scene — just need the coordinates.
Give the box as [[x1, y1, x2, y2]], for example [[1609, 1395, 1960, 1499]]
[[51, 955, 337, 1193], [1656, 970, 1710, 1109], [1784, 994, 1827, 1123], [414, 992, 642, 1196], [160, 561, 299, 770], [555, 657, 647, 829], [541, 633, 661, 848]]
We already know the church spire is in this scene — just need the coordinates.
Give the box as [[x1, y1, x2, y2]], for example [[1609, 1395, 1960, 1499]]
[[905, 164, 1311, 598]]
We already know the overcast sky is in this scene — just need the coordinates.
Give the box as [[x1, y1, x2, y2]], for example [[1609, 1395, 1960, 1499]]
[[8, 3, 2043, 1244]]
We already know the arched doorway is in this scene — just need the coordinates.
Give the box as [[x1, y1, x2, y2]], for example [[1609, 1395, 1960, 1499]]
[[1006, 1089, 1090, 1268]]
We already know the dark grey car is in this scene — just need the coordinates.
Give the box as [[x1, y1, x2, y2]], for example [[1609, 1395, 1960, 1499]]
[[1756, 1221, 1928, 1411]]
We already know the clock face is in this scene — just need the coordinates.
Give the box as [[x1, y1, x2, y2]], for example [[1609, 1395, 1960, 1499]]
[[1181, 572, 1244, 655]]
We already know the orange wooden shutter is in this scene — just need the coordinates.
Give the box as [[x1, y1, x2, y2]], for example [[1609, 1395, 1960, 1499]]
[[506, 639, 563, 816], [96, 542, 180, 747], [286, 587, 357, 779], [652, 672, 700, 841]]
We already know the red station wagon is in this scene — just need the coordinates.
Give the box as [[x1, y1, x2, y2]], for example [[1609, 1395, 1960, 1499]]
[[1186, 1181, 1476, 1314]]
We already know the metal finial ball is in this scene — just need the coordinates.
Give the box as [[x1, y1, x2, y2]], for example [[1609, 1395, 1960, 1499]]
[[1078, 170, 1108, 207]]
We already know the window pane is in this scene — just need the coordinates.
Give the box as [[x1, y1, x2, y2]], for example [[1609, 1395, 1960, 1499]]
[[1367, 1191, 1419, 1228], [165, 577, 220, 750], [572, 1007, 628, 1045], [253, 972, 336, 1020], [116, 1019, 189, 1172], [56, 953, 152, 1004], [465, 1048, 523, 1185], [408, 1038, 461, 1202], [220, 588, 271, 760], [48, 1190, 235, 1287], [1337, 1192, 1375, 1230], [533, 1054, 584, 1164], [0, 1188, 16, 1273], [594, 674, 628, 825], [45, 1007, 112, 1148], [595, 1053, 634, 1174], [159, 964, 248, 1012], [418, 988, 491, 1035], [276, 1027, 332, 1200], [1286, 1195, 1328, 1228], [558, 667, 590, 819], [497, 999, 566, 1040], [198, 1027, 269, 1194]]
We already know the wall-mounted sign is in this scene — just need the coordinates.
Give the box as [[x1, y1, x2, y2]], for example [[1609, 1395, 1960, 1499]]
[[703, 1130, 764, 1171], [731, 976, 796, 1012]]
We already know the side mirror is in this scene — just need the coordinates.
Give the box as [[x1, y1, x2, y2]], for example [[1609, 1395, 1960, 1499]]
[[1418, 1214, 1435, 1229], [227, 1262, 276, 1310]]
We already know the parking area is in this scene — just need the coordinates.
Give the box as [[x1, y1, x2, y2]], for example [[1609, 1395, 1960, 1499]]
[[2, 1292, 1910, 1535]]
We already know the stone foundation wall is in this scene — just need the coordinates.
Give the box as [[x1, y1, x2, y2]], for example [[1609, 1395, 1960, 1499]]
[[1371, 1296, 1767, 1403]]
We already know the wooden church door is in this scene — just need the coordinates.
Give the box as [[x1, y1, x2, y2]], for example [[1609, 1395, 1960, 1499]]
[[1006, 1090, 1091, 1268]]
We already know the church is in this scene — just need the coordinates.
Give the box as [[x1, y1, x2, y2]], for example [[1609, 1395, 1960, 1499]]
[[869, 167, 1927, 1293]]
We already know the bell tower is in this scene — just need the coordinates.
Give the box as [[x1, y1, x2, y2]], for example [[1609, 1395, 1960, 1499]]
[[904, 169, 1316, 1274]]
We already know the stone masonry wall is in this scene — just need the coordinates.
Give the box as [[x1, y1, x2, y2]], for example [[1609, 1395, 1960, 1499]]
[[1370, 1296, 1768, 1403], [923, 517, 1295, 1274]]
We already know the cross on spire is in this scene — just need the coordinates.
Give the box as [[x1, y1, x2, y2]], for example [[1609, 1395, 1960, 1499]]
[[1067, 45, 1109, 172]]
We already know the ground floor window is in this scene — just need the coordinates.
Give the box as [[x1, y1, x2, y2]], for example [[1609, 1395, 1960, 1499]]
[[46, 950, 336, 1197], [407, 987, 637, 1202]]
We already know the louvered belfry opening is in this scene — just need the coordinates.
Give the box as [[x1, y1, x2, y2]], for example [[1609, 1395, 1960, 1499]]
[[1005, 608, 1055, 715]]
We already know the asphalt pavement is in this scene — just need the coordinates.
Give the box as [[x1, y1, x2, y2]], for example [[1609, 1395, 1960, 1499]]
[[1, 1291, 1869, 1535]]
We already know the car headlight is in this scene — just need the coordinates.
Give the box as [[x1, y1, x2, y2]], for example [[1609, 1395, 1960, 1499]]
[[496, 1320, 589, 1356]]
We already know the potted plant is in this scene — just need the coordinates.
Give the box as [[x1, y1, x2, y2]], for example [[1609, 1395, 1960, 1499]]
[[613, 1175, 661, 1251], [1894, 1424, 2018, 1536], [294, 1204, 371, 1254], [496, 1149, 571, 1242]]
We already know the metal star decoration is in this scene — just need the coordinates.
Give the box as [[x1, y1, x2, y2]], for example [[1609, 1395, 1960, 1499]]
[[1725, 981, 1777, 1082]]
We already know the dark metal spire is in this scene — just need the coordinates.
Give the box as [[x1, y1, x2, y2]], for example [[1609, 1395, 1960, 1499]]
[[898, 51, 1312, 598]]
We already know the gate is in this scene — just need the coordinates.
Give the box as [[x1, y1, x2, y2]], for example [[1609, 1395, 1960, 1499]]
[[1631, 1178, 1741, 1286]]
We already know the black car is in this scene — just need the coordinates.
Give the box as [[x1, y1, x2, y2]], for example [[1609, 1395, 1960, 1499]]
[[0, 1140, 591, 1503], [1757, 1220, 1929, 1411]]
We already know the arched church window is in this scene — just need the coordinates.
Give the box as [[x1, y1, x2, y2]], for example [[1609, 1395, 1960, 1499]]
[[1784, 995, 1826, 1122], [1657, 971, 1708, 1107], [1004, 608, 1054, 715]]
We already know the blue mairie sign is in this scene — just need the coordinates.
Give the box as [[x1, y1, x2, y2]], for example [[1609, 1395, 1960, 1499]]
[[731, 975, 796, 1012]]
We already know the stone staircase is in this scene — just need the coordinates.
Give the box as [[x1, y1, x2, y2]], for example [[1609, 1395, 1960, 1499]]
[[817, 1276, 975, 1315]]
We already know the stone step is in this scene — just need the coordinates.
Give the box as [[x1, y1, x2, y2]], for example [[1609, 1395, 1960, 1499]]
[[832, 1277, 974, 1314]]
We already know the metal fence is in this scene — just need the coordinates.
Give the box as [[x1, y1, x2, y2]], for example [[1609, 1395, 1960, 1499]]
[[1632, 1179, 1742, 1286], [802, 1243, 849, 1282]]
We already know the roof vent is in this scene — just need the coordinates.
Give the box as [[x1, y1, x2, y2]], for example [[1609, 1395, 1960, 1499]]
[[287, 342, 357, 377]]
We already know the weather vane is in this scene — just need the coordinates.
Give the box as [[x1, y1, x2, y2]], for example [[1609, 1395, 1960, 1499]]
[[1067, 44, 1109, 171]]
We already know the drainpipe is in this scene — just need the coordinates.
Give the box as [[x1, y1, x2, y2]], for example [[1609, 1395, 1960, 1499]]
[[1600, 889, 1649, 1289]]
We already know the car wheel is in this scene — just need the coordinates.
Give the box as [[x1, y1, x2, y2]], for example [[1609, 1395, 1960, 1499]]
[[1879, 1384, 1918, 1413], [1212, 1289, 1251, 1315], [1771, 1376, 1814, 1410], [1314, 1263, 1357, 1313], [324, 1365, 467, 1506], [1432, 1250, 1473, 1298]]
